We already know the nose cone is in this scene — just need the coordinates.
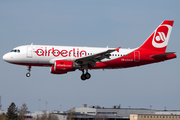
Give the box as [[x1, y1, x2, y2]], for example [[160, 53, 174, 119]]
[[3, 53, 11, 62]]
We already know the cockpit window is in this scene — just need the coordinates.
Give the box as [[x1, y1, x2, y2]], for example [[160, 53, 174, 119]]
[[11, 49, 20, 53]]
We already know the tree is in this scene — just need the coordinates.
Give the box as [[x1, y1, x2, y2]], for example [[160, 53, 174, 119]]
[[0, 113, 6, 120], [17, 103, 28, 120], [36, 111, 47, 120], [67, 108, 77, 120], [36, 111, 58, 120], [6, 102, 18, 120], [47, 113, 58, 120]]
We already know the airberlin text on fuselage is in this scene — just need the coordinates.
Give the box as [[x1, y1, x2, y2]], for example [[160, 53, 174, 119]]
[[36, 47, 87, 57]]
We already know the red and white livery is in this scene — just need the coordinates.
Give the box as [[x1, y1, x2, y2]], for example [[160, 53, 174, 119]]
[[3, 20, 176, 80]]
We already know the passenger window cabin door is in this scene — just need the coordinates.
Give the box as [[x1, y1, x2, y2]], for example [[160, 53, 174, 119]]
[[26, 46, 33, 58], [134, 51, 140, 62]]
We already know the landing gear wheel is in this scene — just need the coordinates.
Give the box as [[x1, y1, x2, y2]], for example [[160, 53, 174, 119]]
[[85, 73, 91, 79], [26, 73, 31, 77], [80, 73, 91, 81], [81, 74, 86, 81], [80, 67, 91, 81]]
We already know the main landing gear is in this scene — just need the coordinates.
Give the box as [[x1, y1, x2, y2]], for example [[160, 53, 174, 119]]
[[81, 69, 91, 81], [26, 66, 31, 77]]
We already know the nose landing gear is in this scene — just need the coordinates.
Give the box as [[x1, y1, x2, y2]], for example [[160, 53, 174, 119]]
[[26, 66, 31, 77]]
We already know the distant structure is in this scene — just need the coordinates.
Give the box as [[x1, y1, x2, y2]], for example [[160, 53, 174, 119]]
[[130, 114, 180, 120], [0, 96, 2, 110], [55, 104, 155, 120], [54, 104, 180, 120]]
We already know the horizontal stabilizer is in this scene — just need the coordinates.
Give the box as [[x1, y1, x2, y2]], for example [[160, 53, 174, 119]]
[[151, 52, 175, 58]]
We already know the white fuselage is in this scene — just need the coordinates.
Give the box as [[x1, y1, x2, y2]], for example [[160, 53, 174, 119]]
[[3, 45, 135, 67]]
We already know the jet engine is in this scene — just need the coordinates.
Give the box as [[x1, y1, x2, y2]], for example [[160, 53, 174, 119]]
[[50, 60, 80, 74]]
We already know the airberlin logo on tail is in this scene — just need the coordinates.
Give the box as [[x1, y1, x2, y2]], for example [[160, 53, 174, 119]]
[[152, 24, 172, 48], [155, 32, 166, 42]]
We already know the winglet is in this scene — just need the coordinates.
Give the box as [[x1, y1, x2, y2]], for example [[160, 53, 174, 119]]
[[115, 47, 121, 52]]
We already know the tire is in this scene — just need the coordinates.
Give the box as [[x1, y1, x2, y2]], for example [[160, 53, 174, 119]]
[[81, 74, 86, 81], [85, 73, 91, 79], [26, 73, 31, 77]]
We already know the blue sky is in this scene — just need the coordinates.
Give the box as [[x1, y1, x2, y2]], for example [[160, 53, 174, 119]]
[[0, 0, 180, 112]]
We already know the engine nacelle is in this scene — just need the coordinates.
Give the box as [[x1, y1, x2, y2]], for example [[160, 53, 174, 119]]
[[50, 60, 80, 74], [50, 67, 68, 74]]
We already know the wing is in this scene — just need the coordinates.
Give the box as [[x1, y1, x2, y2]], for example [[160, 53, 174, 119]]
[[75, 47, 120, 67]]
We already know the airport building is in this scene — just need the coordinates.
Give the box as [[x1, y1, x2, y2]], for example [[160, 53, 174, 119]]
[[55, 104, 180, 120], [130, 114, 180, 120], [1, 104, 180, 120]]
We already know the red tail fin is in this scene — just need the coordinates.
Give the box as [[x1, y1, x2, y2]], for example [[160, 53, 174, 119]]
[[139, 20, 174, 52]]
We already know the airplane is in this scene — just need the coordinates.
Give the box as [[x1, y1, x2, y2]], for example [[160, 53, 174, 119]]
[[2, 20, 176, 81]]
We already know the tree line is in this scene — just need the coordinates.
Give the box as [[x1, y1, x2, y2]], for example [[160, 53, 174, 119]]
[[0, 103, 108, 120], [0, 102, 27, 120], [0, 102, 58, 120]]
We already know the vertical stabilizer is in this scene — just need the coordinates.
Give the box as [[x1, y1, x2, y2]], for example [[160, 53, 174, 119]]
[[139, 20, 174, 52]]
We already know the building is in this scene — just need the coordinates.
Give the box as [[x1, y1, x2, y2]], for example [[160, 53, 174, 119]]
[[54, 104, 180, 120], [2, 104, 180, 120], [130, 114, 180, 120], [55, 104, 156, 120]]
